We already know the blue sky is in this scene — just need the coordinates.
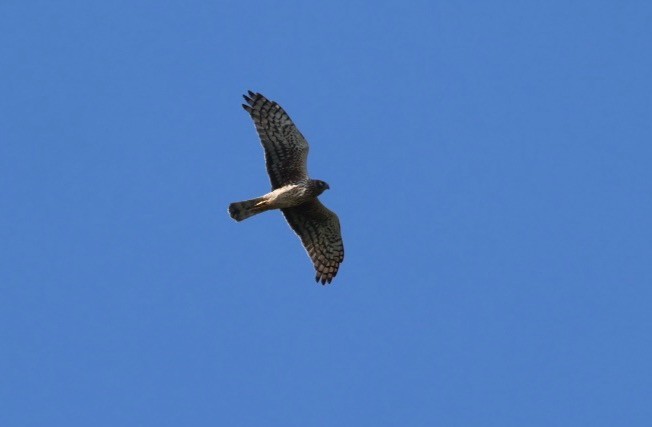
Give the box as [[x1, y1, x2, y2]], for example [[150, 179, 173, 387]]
[[1, 1, 651, 425]]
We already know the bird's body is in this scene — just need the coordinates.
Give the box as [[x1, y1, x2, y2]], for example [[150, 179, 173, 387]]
[[228, 91, 344, 284], [229, 181, 327, 221]]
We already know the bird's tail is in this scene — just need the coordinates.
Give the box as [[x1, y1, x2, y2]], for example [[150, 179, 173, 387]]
[[228, 197, 269, 222]]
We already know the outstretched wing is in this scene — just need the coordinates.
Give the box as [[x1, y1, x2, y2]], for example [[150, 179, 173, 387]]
[[242, 91, 309, 189], [282, 200, 344, 285]]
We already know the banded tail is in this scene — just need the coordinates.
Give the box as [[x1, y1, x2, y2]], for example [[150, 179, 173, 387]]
[[228, 197, 269, 221]]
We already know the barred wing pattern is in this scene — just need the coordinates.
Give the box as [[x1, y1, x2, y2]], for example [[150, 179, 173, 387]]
[[282, 200, 344, 285], [242, 91, 309, 189]]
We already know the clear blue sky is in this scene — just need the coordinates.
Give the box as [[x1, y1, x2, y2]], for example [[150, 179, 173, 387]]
[[1, 1, 651, 426]]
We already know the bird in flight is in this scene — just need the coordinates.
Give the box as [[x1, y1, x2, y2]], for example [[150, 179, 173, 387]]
[[228, 91, 344, 285]]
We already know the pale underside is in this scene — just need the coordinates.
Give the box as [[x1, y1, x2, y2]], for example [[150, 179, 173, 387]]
[[262, 184, 310, 209]]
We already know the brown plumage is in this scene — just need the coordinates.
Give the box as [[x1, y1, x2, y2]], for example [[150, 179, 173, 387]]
[[229, 91, 344, 284]]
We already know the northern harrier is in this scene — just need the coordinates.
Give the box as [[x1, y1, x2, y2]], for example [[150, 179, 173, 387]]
[[228, 91, 344, 284]]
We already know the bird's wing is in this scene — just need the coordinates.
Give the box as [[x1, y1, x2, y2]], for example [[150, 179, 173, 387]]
[[243, 91, 309, 189], [282, 199, 344, 285]]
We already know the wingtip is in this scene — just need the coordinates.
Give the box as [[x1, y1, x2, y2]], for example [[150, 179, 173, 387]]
[[315, 274, 333, 285], [243, 90, 260, 109]]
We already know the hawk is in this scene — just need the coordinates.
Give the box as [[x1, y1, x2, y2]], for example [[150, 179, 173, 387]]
[[228, 91, 344, 285]]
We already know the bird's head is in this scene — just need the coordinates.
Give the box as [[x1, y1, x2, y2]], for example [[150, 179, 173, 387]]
[[311, 179, 330, 195]]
